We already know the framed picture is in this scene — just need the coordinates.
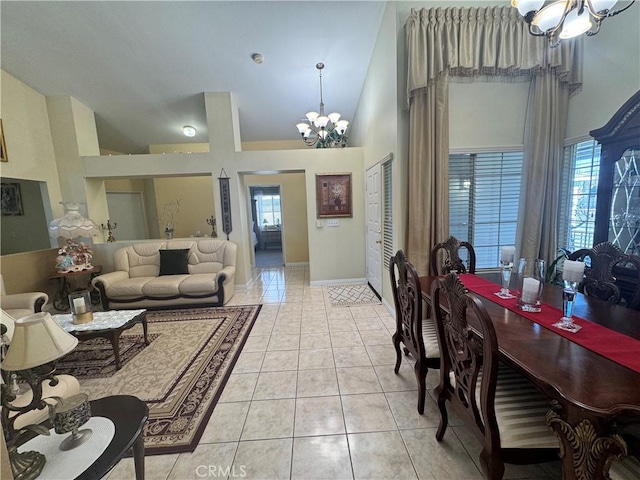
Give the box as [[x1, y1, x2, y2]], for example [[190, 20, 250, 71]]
[[1, 183, 23, 216], [316, 173, 352, 218], [0, 120, 7, 162]]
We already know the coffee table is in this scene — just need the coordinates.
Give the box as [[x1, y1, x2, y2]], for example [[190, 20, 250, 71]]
[[53, 310, 149, 370]]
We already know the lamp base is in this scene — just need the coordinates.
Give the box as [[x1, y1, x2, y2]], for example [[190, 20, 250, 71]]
[[8, 444, 45, 480], [59, 428, 93, 451]]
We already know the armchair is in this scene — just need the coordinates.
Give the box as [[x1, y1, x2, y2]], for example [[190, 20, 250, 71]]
[[0, 274, 48, 320]]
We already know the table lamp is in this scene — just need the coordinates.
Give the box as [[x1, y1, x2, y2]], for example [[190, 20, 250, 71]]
[[1, 312, 78, 480]]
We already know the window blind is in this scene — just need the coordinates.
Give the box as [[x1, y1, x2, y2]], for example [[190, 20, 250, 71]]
[[449, 152, 523, 269], [383, 160, 393, 270], [559, 140, 600, 251]]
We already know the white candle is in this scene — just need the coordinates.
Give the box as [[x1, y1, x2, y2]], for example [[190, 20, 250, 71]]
[[521, 277, 540, 304], [501, 246, 515, 264], [73, 297, 87, 314], [563, 260, 585, 283]]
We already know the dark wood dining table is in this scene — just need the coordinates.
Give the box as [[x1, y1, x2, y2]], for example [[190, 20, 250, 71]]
[[419, 273, 640, 480]]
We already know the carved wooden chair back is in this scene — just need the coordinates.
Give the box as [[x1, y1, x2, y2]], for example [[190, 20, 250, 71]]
[[390, 250, 439, 414], [568, 242, 640, 309], [430, 236, 476, 275], [430, 273, 558, 479]]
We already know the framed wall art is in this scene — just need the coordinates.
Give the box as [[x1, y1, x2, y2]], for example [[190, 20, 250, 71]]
[[0, 120, 7, 162], [1, 183, 24, 216], [316, 173, 352, 218]]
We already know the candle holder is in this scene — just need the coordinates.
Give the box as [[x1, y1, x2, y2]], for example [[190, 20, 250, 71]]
[[68, 291, 93, 324], [516, 258, 545, 312], [54, 393, 93, 451], [553, 260, 585, 333], [495, 246, 516, 299], [101, 219, 117, 243], [206, 216, 218, 238]]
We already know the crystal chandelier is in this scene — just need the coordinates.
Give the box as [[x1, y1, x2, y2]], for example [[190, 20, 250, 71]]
[[296, 63, 349, 148], [512, 0, 635, 46]]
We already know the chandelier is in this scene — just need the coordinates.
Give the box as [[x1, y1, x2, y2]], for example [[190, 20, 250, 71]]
[[296, 63, 349, 148], [512, 0, 635, 46]]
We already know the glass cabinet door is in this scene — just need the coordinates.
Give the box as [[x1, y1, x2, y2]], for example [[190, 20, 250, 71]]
[[609, 149, 640, 254]]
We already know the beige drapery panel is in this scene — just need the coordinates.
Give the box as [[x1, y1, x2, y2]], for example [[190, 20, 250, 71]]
[[405, 6, 582, 274]]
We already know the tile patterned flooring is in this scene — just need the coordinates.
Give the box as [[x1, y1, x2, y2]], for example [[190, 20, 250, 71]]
[[105, 265, 564, 480]]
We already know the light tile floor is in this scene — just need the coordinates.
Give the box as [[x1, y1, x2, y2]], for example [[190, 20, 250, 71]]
[[105, 265, 564, 480]]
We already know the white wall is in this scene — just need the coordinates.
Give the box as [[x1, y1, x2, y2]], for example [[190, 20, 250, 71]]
[[565, 3, 640, 140]]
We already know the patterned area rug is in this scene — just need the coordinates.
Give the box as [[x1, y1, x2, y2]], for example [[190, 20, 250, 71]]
[[73, 305, 261, 455], [327, 284, 382, 307], [58, 334, 160, 379]]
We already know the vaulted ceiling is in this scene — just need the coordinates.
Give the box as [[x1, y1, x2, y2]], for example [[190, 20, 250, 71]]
[[1, 1, 387, 153]]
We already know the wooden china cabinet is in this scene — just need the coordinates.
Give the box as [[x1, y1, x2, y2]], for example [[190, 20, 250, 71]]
[[590, 89, 640, 305]]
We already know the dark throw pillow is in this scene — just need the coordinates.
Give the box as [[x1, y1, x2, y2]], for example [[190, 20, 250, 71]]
[[159, 249, 190, 275]]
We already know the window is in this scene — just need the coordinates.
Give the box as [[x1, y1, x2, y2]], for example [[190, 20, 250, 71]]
[[449, 151, 523, 269], [259, 194, 281, 227], [559, 139, 600, 251]]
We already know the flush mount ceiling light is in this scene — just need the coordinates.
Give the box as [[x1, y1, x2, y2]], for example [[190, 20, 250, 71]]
[[183, 125, 197, 137], [296, 63, 349, 149], [512, 0, 635, 46]]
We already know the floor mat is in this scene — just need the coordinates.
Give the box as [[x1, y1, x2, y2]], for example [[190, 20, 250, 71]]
[[326, 284, 381, 307]]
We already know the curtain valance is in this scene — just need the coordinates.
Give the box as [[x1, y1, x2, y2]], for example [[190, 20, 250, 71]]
[[405, 6, 582, 102]]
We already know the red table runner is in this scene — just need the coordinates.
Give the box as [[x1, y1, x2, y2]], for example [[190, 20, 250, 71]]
[[458, 274, 640, 374]]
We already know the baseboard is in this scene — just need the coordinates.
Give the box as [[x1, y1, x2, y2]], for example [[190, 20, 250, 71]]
[[284, 262, 309, 267], [382, 297, 395, 318], [309, 277, 367, 287]]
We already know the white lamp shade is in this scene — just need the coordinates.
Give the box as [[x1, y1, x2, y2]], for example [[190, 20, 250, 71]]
[[559, 8, 593, 38], [532, 1, 570, 31], [318, 130, 328, 140], [327, 112, 341, 124], [314, 116, 329, 129], [589, 0, 617, 13], [512, 0, 546, 16], [296, 123, 311, 134], [335, 120, 349, 133], [305, 111, 319, 123], [48, 203, 100, 239], [2, 312, 78, 371]]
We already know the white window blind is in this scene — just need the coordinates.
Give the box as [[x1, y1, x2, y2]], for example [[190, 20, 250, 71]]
[[449, 152, 523, 268], [559, 140, 600, 251], [383, 159, 393, 270]]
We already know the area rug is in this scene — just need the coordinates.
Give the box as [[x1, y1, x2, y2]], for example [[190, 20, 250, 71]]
[[58, 334, 160, 379], [75, 305, 261, 455], [326, 283, 381, 307]]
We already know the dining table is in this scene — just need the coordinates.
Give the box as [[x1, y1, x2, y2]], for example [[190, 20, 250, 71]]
[[419, 272, 640, 480]]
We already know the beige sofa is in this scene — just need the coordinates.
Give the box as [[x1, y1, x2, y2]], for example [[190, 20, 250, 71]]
[[92, 238, 237, 310]]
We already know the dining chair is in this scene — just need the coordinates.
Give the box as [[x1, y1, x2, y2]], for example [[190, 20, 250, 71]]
[[390, 250, 440, 414], [430, 273, 559, 480], [568, 242, 640, 310], [430, 236, 476, 275]]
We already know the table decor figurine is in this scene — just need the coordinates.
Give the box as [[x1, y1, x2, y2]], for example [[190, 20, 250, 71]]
[[553, 259, 585, 333], [69, 291, 93, 324], [516, 258, 545, 312], [495, 246, 516, 299], [54, 393, 93, 450]]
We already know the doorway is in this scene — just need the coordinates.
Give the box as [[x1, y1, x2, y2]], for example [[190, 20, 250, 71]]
[[250, 185, 283, 267]]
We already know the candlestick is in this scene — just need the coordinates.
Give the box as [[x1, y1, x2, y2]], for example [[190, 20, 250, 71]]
[[516, 258, 545, 312], [495, 246, 516, 299]]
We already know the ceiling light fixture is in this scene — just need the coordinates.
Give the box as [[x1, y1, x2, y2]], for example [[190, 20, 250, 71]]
[[512, 0, 635, 46], [251, 53, 264, 64], [183, 125, 197, 137], [296, 63, 349, 148]]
